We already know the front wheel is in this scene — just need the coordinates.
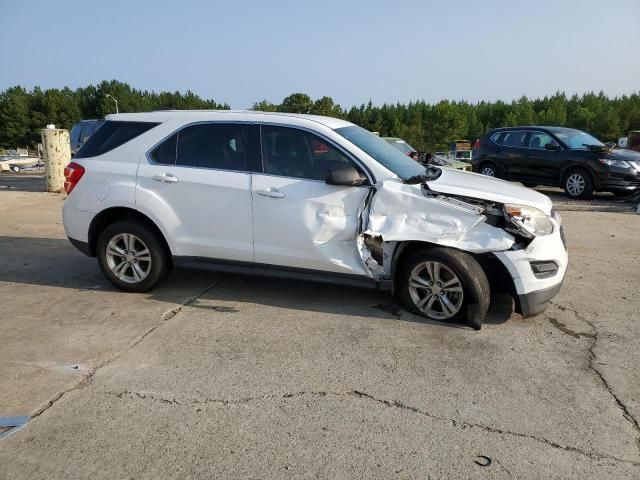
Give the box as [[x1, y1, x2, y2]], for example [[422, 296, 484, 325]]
[[97, 221, 171, 292], [397, 247, 490, 330], [563, 169, 594, 199]]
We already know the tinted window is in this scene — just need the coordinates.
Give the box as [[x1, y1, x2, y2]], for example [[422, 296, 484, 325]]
[[335, 125, 424, 180], [177, 124, 249, 171], [262, 126, 356, 181], [527, 132, 557, 150], [502, 131, 528, 148], [70, 124, 83, 145], [150, 133, 177, 165], [490, 132, 502, 144], [75, 121, 158, 158]]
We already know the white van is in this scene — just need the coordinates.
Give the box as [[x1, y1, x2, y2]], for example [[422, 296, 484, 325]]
[[62, 111, 567, 329]]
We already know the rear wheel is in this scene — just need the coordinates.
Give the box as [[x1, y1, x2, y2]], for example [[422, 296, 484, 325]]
[[479, 162, 498, 178], [397, 247, 490, 330], [563, 169, 594, 199], [97, 221, 171, 292]]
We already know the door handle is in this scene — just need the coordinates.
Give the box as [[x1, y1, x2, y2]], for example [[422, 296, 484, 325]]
[[152, 173, 178, 183], [257, 188, 285, 198]]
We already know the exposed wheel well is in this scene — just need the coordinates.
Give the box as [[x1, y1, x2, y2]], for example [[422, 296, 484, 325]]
[[391, 241, 519, 311], [88, 207, 172, 262]]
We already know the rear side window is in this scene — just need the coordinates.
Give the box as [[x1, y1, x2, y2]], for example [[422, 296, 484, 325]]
[[75, 121, 158, 158], [502, 131, 528, 148], [150, 133, 177, 165], [176, 124, 249, 171]]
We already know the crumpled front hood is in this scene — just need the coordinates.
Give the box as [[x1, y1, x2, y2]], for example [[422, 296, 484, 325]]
[[425, 167, 553, 214]]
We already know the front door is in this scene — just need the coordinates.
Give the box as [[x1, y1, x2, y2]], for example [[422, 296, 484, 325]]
[[252, 125, 371, 276]]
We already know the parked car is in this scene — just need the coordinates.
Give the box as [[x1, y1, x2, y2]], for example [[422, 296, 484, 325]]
[[383, 137, 420, 160], [70, 120, 104, 156], [472, 126, 640, 198], [63, 112, 567, 329]]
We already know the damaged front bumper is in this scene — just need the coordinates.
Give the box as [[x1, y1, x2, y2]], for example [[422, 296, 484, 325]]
[[492, 218, 567, 317]]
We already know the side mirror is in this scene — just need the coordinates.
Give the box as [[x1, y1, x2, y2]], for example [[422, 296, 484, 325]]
[[544, 143, 561, 151], [325, 164, 367, 187]]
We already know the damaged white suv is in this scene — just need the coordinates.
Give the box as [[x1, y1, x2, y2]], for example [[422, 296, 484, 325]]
[[63, 111, 567, 329]]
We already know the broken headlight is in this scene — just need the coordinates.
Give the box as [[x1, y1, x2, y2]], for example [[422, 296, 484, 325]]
[[503, 204, 553, 238]]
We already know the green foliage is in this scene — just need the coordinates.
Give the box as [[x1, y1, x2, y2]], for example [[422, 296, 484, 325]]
[[0, 80, 228, 148], [2, 81, 639, 151]]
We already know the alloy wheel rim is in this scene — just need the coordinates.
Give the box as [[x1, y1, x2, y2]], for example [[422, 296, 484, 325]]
[[408, 261, 464, 320], [105, 233, 152, 284], [566, 173, 585, 196], [481, 167, 495, 177]]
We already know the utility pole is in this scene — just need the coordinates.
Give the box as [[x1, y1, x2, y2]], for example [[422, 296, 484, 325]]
[[105, 94, 119, 114]]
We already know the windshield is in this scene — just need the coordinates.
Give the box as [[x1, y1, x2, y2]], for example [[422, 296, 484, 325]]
[[385, 139, 415, 154], [335, 126, 427, 180], [553, 130, 604, 150]]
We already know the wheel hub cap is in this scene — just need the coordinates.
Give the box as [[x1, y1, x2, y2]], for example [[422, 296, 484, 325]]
[[105, 233, 152, 284], [408, 261, 464, 320]]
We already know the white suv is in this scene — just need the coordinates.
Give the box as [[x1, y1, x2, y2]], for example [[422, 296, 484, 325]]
[[63, 111, 568, 329]]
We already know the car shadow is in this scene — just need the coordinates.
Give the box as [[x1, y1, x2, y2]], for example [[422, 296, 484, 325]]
[[0, 235, 513, 329], [0, 174, 47, 192]]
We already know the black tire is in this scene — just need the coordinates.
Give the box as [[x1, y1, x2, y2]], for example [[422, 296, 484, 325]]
[[479, 161, 499, 178], [523, 183, 537, 188], [397, 247, 490, 330], [97, 221, 171, 292], [563, 168, 594, 199]]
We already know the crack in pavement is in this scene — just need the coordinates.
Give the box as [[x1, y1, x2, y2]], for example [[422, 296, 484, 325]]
[[28, 276, 227, 420], [549, 301, 640, 451], [93, 388, 640, 467]]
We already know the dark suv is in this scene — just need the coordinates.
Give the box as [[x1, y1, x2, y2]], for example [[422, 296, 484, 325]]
[[472, 126, 640, 198]]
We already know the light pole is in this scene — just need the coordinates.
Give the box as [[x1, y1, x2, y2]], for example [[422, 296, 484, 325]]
[[105, 94, 119, 114]]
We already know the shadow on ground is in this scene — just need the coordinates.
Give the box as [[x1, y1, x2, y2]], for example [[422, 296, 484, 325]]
[[0, 174, 47, 192], [0, 235, 513, 329]]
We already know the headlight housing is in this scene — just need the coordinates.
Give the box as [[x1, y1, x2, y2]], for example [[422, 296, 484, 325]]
[[504, 204, 553, 238], [599, 158, 632, 169]]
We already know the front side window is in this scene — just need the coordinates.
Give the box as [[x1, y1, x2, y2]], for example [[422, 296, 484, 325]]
[[176, 124, 249, 171], [261, 126, 357, 181], [527, 132, 557, 150], [75, 121, 158, 158]]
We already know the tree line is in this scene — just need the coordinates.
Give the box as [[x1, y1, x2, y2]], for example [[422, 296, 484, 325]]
[[1, 80, 638, 152]]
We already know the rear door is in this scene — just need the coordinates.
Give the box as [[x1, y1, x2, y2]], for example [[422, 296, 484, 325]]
[[136, 123, 259, 261], [497, 130, 530, 179], [251, 125, 371, 276]]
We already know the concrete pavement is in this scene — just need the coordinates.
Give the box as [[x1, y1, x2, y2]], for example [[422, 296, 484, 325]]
[[0, 175, 639, 478]]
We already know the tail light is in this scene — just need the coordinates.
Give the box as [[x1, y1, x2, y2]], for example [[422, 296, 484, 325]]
[[64, 162, 85, 194], [473, 139, 481, 149]]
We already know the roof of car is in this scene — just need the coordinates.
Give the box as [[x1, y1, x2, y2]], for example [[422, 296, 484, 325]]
[[104, 110, 353, 130], [490, 126, 580, 133]]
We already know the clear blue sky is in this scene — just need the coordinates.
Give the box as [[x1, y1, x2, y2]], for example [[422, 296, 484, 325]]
[[1, 0, 638, 108]]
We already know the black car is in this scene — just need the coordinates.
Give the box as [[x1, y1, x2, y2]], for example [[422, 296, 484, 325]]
[[472, 126, 640, 198]]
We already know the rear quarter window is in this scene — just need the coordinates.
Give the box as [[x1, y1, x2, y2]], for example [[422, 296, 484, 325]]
[[74, 121, 158, 158]]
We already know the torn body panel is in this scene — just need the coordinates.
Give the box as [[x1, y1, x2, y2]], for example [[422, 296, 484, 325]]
[[363, 178, 515, 263]]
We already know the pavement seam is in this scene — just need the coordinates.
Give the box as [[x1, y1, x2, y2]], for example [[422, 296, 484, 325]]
[[92, 388, 640, 467], [28, 276, 227, 420], [549, 301, 640, 452]]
